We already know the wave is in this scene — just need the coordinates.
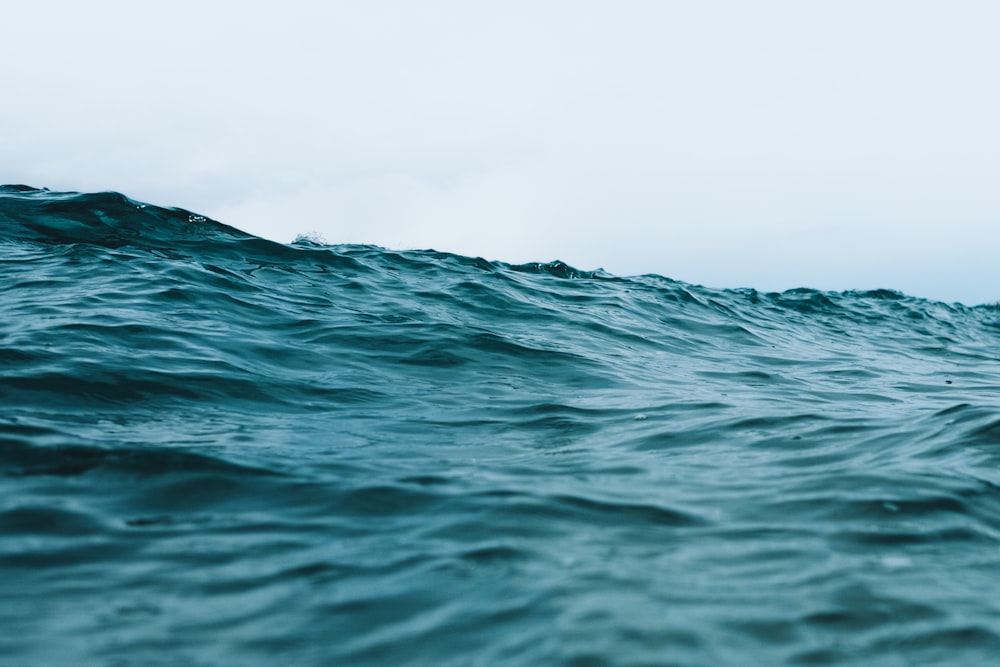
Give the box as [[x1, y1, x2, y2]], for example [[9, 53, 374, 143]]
[[3, 186, 1000, 665]]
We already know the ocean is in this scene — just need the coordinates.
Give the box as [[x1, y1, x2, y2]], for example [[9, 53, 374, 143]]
[[3, 184, 1000, 666]]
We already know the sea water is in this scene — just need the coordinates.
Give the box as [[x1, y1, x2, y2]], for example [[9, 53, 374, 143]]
[[3, 185, 1000, 666]]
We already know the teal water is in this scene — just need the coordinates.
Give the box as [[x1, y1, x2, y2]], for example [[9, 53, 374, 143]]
[[3, 185, 1000, 666]]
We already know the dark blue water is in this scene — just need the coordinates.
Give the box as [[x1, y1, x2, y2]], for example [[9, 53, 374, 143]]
[[3, 185, 1000, 666]]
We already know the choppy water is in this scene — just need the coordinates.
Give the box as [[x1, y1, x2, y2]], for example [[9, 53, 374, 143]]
[[3, 185, 1000, 666]]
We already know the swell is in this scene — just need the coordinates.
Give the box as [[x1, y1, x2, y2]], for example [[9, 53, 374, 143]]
[[4, 186, 1000, 666]]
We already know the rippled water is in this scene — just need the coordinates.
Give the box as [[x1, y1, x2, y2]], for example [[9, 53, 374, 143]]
[[3, 185, 1000, 665]]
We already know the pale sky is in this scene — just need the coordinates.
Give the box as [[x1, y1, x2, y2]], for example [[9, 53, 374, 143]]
[[3, 1, 998, 304]]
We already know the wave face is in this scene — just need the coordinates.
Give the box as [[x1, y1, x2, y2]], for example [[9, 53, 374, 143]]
[[3, 185, 1000, 666]]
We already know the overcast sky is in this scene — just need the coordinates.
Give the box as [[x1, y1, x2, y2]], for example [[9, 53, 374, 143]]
[[3, 1, 998, 304]]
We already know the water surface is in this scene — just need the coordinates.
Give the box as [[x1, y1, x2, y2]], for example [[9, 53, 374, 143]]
[[3, 185, 1000, 665]]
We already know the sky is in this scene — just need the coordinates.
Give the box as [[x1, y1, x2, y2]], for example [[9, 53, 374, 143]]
[[3, 1, 998, 304]]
